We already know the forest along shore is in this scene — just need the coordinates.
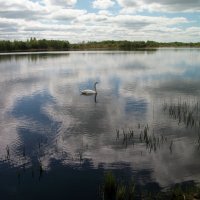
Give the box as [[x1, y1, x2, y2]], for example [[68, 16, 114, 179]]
[[1, 38, 200, 52]]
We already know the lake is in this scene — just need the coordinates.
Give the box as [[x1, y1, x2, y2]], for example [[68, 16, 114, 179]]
[[0, 49, 200, 199]]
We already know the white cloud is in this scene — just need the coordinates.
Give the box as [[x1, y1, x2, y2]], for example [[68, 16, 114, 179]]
[[44, 0, 77, 7], [1, 50, 200, 185], [0, 0, 43, 11], [0, 12, 197, 43], [117, 0, 138, 7], [92, 0, 115, 9], [98, 10, 112, 15], [49, 8, 87, 20], [116, 0, 200, 12], [111, 15, 188, 27], [0, 0, 199, 42]]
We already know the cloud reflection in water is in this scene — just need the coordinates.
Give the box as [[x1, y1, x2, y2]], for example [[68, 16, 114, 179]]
[[0, 50, 200, 189]]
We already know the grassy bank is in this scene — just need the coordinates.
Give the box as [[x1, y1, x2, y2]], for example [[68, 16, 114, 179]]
[[101, 172, 200, 200]]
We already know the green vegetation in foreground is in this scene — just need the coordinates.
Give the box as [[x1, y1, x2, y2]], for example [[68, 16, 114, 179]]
[[102, 172, 200, 200], [0, 38, 200, 52], [102, 172, 135, 200]]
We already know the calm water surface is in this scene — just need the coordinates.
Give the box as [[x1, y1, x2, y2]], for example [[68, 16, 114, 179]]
[[0, 49, 200, 199]]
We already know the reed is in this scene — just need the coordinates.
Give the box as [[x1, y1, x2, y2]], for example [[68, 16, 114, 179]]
[[6, 145, 10, 160], [115, 125, 168, 153], [102, 172, 135, 200], [116, 129, 120, 140], [23, 146, 26, 157], [103, 171, 117, 199], [163, 100, 200, 129], [169, 140, 173, 154], [116, 184, 126, 200], [102, 172, 200, 200], [39, 161, 44, 180], [78, 151, 83, 163]]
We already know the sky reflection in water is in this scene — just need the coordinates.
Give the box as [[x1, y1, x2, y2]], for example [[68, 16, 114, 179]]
[[0, 49, 200, 199]]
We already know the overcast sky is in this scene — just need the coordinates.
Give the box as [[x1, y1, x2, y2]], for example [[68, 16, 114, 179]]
[[0, 0, 200, 42]]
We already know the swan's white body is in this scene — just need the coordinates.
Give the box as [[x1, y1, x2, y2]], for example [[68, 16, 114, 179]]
[[81, 89, 96, 95], [81, 82, 98, 95]]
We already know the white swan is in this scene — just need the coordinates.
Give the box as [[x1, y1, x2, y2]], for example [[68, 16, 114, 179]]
[[81, 82, 98, 95]]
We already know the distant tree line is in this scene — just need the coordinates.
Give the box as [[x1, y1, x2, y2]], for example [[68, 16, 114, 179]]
[[0, 38, 200, 52], [71, 40, 200, 50], [0, 38, 70, 52]]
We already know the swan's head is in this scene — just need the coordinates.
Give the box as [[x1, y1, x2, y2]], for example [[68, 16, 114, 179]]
[[94, 82, 98, 92], [94, 81, 99, 85]]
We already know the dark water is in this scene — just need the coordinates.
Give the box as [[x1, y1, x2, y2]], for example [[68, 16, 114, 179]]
[[0, 49, 200, 199]]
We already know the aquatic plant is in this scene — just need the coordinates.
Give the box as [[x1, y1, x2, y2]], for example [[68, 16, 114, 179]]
[[102, 172, 200, 200], [116, 184, 126, 200], [163, 100, 200, 129], [103, 171, 117, 199], [39, 161, 44, 180], [163, 99, 200, 150], [102, 172, 136, 200], [23, 146, 26, 157], [169, 140, 173, 154], [115, 125, 168, 153], [6, 145, 10, 160]]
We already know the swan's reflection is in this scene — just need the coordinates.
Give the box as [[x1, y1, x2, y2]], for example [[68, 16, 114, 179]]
[[94, 93, 97, 103]]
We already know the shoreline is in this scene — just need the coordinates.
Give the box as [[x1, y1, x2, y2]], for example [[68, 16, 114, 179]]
[[1, 46, 200, 54]]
